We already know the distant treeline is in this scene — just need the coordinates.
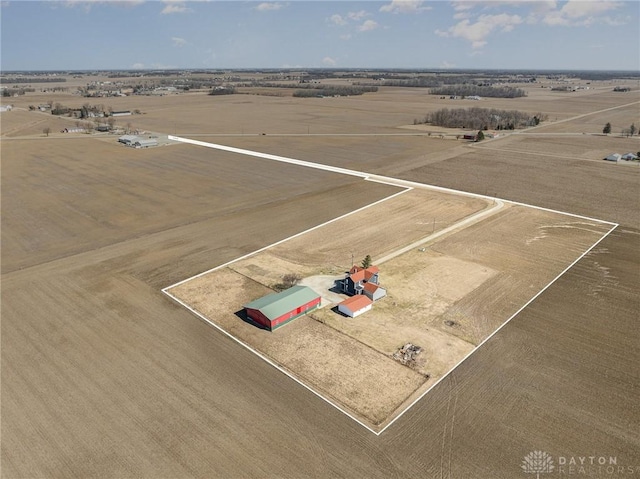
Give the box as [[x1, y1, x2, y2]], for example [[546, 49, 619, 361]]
[[418, 107, 547, 130], [0, 77, 67, 84], [358, 75, 537, 88], [430, 85, 526, 98], [208, 87, 236, 95], [2, 87, 36, 97], [293, 85, 378, 97]]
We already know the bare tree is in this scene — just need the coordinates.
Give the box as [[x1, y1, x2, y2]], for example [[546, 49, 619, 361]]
[[43, 126, 51, 137], [107, 116, 116, 130]]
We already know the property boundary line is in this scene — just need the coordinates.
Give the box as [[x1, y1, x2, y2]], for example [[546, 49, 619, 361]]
[[168, 135, 617, 227], [379, 221, 619, 434], [163, 187, 411, 291], [163, 135, 620, 436]]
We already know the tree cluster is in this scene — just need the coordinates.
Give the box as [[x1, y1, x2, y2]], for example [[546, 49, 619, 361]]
[[208, 86, 236, 95], [2, 87, 35, 97], [272, 273, 302, 292], [430, 85, 526, 98], [293, 85, 377, 98], [419, 107, 547, 130]]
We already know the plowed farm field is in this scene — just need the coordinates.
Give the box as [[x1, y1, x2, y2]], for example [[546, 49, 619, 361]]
[[2, 79, 639, 478]]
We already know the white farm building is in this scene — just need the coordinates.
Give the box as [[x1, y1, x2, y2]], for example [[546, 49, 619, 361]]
[[338, 295, 373, 318]]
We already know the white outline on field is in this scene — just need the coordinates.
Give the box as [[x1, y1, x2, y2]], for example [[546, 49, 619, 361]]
[[162, 135, 618, 436]]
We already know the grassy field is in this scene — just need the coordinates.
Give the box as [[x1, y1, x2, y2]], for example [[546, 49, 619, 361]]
[[1, 77, 639, 478]]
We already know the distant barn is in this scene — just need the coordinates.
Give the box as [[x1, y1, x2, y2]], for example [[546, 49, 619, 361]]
[[134, 138, 158, 148], [244, 286, 321, 331]]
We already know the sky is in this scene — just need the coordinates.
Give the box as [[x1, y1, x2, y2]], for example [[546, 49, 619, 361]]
[[1, 0, 639, 71]]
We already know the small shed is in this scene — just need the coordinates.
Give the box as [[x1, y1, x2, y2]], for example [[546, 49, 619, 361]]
[[338, 295, 373, 318], [603, 153, 621, 162], [463, 132, 478, 141], [244, 285, 321, 331]]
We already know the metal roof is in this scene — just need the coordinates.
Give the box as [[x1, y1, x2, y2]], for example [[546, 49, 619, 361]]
[[244, 285, 319, 321]]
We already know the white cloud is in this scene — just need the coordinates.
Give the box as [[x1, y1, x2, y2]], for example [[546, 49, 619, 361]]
[[255, 2, 286, 12], [380, 0, 431, 14], [161, 1, 191, 15], [348, 10, 369, 21], [437, 13, 522, 49], [62, 0, 144, 12], [322, 56, 337, 66], [532, 0, 625, 26], [358, 19, 379, 32], [131, 63, 145, 69], [171, 37, 187, 47], [561, 0, 622, 18], [329, 13, 347, 26]]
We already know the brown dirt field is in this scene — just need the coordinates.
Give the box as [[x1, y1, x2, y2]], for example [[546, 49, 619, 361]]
[[0, 109, 75, 137], [404, 146, 640, 229], [1, 138, 400, 274], [2, 81, 639, 478], [475, 134, 640, 161]]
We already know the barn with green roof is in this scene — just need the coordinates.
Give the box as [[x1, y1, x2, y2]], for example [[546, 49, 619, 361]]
[[243, 285, 321, 331]]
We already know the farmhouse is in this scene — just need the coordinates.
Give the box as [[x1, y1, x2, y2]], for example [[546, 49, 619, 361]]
[[340, 265, 381, 296], [244, 285, 321, 331], [338, 295, 373, 318]]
